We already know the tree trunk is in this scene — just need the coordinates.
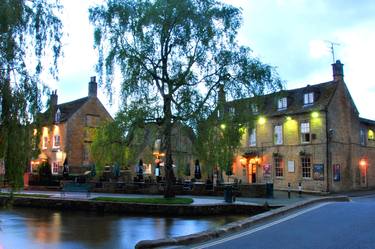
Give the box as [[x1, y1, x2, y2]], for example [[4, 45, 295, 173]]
[[163, 94, 175, 198]]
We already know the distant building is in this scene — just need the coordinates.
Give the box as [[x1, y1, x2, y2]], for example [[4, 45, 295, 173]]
[[129, 122, 195, 180], [220, 61, 375, 192], [31, 77, 113, 174]]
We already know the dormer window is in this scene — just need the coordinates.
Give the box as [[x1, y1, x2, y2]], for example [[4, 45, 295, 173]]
[[278, 97, 287, 110], [228, 107, 235, 116], [250, 104, 258, 114], [55, 108, 61, 123], [304, 92, 314, 105]]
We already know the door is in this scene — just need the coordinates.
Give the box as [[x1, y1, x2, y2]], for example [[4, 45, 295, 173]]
[[251, 164, 256, 183]]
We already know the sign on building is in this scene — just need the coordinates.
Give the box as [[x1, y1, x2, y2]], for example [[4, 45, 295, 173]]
[[313, 164, 324, 180]]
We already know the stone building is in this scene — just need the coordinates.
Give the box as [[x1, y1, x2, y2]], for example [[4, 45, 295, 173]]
[[222, 61, 375, 192], [129, 122, 195, 180], [31, 77, 113, 174]]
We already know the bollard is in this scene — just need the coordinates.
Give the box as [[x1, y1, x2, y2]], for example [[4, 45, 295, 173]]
[[287, 182, 291, 199], [298, 182, 302, 197]]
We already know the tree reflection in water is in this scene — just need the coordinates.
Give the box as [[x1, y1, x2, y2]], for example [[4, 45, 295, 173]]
[[0, 207, 246, 249]]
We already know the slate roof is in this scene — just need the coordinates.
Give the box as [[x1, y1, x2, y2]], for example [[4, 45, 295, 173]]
[[360, 117, 375, 127], [226, 80, 339, 117], [40, 97, 89, 124]]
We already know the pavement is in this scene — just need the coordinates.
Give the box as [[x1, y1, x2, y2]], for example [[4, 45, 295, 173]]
[[4, 189, 319, 206]]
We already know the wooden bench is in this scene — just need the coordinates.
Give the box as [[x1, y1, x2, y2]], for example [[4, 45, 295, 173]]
[[61, 182, 92, 198]]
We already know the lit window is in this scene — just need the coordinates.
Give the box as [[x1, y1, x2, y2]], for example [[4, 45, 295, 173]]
[[274, 125, 283, 145], [53, 135, 60, 148], [52, 162, 59, 175], [301, 122, 311, 143], [278, 97, 287, 110], [304, 92, 314, 105], [42, 137, 48, 150], [301, 156, 311, 178], [249, 128, 256, 147], [368, 130, 374, 140], [250, 104, 258, 114], [360, 129, 366, 146], [55, 108, 61, 123], [275, 157, 283, 177]]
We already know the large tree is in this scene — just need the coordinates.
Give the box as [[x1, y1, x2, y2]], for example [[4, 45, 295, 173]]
[[0, 0, 63, 190], [89, 0, 281, 197]]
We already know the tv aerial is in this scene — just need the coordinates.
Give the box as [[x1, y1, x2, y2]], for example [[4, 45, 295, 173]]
[[325, 40, 340, 63]]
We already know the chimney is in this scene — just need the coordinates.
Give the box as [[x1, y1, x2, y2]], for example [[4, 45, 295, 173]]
[[332, 60, 344, 81], [88, 76, 97, 97], [50, 90, 58, 109]]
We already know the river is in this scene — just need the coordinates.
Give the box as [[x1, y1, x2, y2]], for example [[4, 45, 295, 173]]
[[0, 207, 246, 249]]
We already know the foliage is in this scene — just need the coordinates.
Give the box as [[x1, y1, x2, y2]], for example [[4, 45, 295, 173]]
[[91, 104, 150, 175], [0, 0, 63, 191], [195, 113, 249, 179], [89, 0, 282, 197], [93, 196, 194, 205]]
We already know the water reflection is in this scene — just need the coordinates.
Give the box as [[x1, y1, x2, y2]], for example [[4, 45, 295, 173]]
[[0, 207, 246, 249]]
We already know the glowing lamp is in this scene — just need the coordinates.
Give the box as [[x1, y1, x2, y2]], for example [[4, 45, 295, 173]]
[[240, 157, 247, 166], [359, 159, 367, 169], [220, 124, 226, 130], [258, 117, 266, 125], [286, 116, 292, 121], [311, 112, 319, 118]]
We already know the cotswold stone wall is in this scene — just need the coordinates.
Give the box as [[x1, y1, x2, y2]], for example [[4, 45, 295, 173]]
[[0, 197, 270, 216]]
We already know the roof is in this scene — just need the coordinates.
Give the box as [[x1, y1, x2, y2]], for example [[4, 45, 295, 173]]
[[226, 80, 339, 117], [40, 97, 89, 124], [359, 117, 375, 127]]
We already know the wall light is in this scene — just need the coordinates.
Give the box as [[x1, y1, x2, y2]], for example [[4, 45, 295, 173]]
[[258, 117, 266, 125], [311, 112, 319, 118]]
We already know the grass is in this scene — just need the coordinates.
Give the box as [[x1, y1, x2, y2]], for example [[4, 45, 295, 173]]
[[93, 196, 194, 205], [0, 193, 50, 198]]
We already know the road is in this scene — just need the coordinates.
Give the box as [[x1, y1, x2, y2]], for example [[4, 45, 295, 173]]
[[190, 195, 375, 249]]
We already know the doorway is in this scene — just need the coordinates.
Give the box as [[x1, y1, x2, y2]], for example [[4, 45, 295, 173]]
[[248, 163, 256, 183]]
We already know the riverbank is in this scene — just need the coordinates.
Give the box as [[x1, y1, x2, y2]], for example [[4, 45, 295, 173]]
[[0, 195, 271, 216]]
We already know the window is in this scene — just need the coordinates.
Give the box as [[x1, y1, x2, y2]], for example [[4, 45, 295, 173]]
[[275, 157, 283, 177], [278, 97, 287, 110], [250, 104, 258, 114], [85, 115, 99, 127], [360, 129, 366, 146], [55, 108, 61, 123], [42, 136, 48, 150], [83, 143, 90, 161], [301, 122, 311, 143], [368, 129, 374, 140], [53, 135, 60, 148], [301, 156, 311, 178], [304, 92, 314, 105], [249, 128, 256, 147], [228, 107, 235, 116], [274, 125, 283, 145], [52, 162, 59, 175]]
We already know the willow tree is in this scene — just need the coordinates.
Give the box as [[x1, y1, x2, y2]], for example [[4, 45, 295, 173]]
[[0, 1, 63, 190], [89, 0, 281, 198]]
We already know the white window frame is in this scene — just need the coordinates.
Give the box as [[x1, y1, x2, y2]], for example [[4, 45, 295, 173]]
[[274, 125, 283, 145], [278, 97, 287, 110], [52, 162, 59, 175], [275, 157, 283, 177], [301, 156, 312, 178], [301, 122, 311, 143], [249, 128, 256, 147], [304, 92, 314, 105]]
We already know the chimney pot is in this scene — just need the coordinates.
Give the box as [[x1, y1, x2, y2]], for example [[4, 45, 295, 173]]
[[88, 76, 97, 97], [332, 60, 344, 81]]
